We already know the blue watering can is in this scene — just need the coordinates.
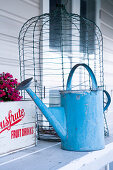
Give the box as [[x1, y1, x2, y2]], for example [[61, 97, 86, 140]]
[[17, 63, 111, 151]]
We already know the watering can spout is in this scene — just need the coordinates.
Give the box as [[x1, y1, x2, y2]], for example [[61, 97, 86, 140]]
[[16, 78, 67, 141]]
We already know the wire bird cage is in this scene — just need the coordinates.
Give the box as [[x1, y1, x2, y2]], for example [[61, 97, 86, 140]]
[[18, 4, 109, 140]]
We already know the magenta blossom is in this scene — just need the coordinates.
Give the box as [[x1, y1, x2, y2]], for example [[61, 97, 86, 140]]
[[0, 72, 22, 102]]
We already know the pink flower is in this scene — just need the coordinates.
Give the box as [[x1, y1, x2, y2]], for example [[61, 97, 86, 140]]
[[0, 72, 22, 101], [0, 94, 3, 97], [14, 79, 18, 85], [10, 81, 14, 86], [2, 91, 6, 96], [4, 75, 8, 79], [0, 77, 3, 80], [0, 100, 3, 102], [5, 73, 10, 77]]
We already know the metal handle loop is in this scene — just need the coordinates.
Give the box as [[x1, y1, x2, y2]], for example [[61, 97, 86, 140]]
[[66, 63, 98, 90], [103, 90, 111, 111]]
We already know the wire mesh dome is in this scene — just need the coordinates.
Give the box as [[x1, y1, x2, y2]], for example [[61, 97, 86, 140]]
[[18, 4, 105, 139]]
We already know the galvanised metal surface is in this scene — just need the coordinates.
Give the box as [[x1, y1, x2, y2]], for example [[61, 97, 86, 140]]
[[17, 64, 111, 151], [61, 90, 104, 151], [60, 64, 111, 151]]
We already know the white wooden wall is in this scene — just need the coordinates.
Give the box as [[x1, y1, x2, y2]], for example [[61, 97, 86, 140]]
[[0, 0, 40, 80], [100, 0, 113, 133]]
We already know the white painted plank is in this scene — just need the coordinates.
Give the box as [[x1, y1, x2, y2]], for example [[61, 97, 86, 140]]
[[101, 23, 113, 40], [103, 37, 113, 54], [0, 38, 20, 79], [0, 16, 23, 38], [0, 0, 40, 21], [0, 0, 40, 80], [0, 9, 27, 23], [101, 0, 113, 17], [59, 142, 113, 170], [100, 10, 113, 29], [104, 62, 113, 75]]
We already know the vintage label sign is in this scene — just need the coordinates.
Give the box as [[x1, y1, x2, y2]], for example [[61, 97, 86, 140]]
[[0, 108, 25, 134], [0, 101, 36, 155]]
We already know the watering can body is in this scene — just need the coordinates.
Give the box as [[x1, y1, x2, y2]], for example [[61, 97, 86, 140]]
[[59, 63, 111, 151], [17, 64, 111, 151], [60, 90, 104, 151]]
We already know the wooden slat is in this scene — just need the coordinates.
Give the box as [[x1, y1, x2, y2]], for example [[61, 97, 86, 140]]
[[59, 141, 113, 170], [101, 0, 113, 16], [101, 23, 113, 40], [0, 0, 40, 21], [0, 0, 40, 80], [101, 10, 113, 28]]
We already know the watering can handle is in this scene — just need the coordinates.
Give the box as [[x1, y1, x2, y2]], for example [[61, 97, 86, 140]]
[[66, 63, 98, 90], [103, 90, 111, 111]]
